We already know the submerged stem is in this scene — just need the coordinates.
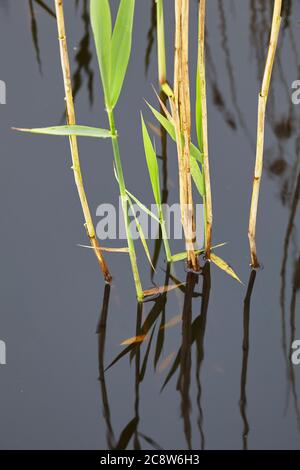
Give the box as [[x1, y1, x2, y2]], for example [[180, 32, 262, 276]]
[[248, 0, 282, 268], [107, 109, 144, 301], [54, 0, 111, 283]]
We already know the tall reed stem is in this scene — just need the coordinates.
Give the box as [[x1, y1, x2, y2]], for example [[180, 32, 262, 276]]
[[107, 109, 144, 301], [173, 0, 198, 271], [54, 0, 111, 283], [156, 0, 166, 86], [198, 0, 212, 260], [248, 0, 282, 268]]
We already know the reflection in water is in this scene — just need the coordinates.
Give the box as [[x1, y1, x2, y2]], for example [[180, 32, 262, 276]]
[[195, 262, 211, 450], [28, 0, 43, 74], [145, 0, 156, 77], [280, 171, 300, 428], [99, 262, 212, 450], [217, 0, 253, 147], [97, 284, 115, 449], [72, 0, 94, 106], [239, 270, 257, 451]]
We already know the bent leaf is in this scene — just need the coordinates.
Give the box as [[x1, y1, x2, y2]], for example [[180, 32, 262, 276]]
[[129, 199, 155, 271], [111, 0, 135, 108], [90, 0, 112, 107], [14, 125, 112, 138], [211, 253, 242, 284], [190, 156, 204, 196], [141, 114, 161, 206], [146, 102, 203, 163], [171, 242, 227, 262]]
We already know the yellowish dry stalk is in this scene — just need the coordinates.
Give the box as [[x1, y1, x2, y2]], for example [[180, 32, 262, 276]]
[[248, 0, 282, 268], [172, 0, 198, 270], [198, 0, 212, 261], [54, 0, 111, 283]]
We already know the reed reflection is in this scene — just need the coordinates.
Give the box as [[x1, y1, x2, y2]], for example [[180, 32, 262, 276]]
[[239, 270, 256, 451]]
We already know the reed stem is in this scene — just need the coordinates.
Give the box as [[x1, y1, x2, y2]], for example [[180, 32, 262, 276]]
[[156, 0, 167, 86], [54, 0, 111, 283], [198, 0, 212, 260], [248, 0, 282, 268], [172, 0, 198, 271], [107, 109, 144, 301]]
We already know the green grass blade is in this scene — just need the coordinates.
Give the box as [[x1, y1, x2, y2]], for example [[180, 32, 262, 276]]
[[90, 0, 112, 108], [146, 101, 176, 140], [146, 102, 203, 163], [14, 125, 112, 138], [190, 156, 204, 196], [141, 114, 161, 206], [112, 163, 160, 223], [196, 67, 203, 152], [110, 0, 135, 108], [129, 198, 155, 271], [127, 191, 160, 223]]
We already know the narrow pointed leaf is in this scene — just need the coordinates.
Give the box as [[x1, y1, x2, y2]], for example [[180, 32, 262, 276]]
[[129, 199, 155, 271], [14, 125, 112, 138], [141, 114, 161, 206], [146, 102, 203, 163], [171, 243, 227, 262], [111, 0, 135, 108], [116, 417, 138, 450], [190, 156, 204, 196], [211, 253, 242, 284], [90, 0, 112, 107], [127, 192, 160, 223]]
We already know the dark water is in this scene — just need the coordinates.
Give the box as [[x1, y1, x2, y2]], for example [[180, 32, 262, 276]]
[[0, 0, 300, 450]]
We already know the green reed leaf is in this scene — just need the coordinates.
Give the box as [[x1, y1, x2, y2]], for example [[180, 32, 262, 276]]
[[129, 198, 155, 271], [146, 102, 203, 164], [190, 156, 204, 197], [110, 0, 135, 108], [90, 0, 112, 107], [141, 114, 161, 206], [14, 125, 112, 138]]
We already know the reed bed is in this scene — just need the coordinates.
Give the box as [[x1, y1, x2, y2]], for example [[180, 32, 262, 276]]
[[15, 0, 244, 301]]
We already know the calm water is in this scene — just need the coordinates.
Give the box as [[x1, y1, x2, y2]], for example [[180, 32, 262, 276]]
[[0, 0, 299, 450]]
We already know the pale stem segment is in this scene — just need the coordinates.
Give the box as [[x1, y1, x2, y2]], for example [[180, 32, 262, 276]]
[[156, 0, 167, 86], [248, 0, 282, 268], [172, 0, 198, 271], [198, 0, 212, 261], [54, 0, 111, 283]]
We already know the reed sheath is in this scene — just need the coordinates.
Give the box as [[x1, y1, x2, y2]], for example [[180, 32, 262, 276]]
[[54, 0, 111, 282], [172, 0, 198, 270], [248, 0, 282, 268], [198, 0, 212, 260]]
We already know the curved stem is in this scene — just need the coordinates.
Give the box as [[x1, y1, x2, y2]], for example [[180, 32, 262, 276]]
[[55, 0, 111, 283]]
